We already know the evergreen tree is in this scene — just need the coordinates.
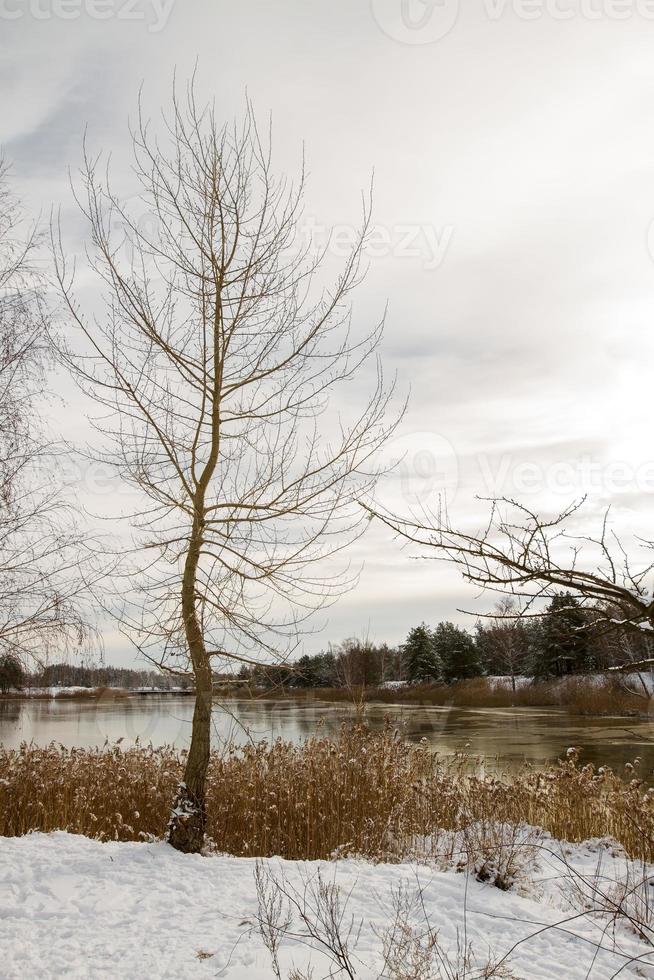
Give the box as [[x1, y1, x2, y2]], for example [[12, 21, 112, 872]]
[[294, 653, 336, 687], [0, 653, 24, 693], [532, 593, 590, 678], [403, 624, 440, 682], [474, 621, 494, 675], [434, 622, 481, 683]]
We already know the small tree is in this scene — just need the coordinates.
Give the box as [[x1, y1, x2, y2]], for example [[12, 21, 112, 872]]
[[475, 598, 530, 690], [403, 623, 440, 682], [334, 638, 384, 689], [56, 87, 398, 853], [376, 642, 403, 683], [0, 653, 24, 693], [434, 621, 481, 683]]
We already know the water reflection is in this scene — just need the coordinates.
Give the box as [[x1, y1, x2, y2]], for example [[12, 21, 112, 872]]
[[1, 695, 654, 777], [0, 699, 20, 727]]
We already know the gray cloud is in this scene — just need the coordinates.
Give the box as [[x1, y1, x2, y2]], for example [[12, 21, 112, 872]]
[[3, 0, 654, 663]]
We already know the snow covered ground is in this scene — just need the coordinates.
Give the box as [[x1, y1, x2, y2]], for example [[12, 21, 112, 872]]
[[3, 833, 654, 979]]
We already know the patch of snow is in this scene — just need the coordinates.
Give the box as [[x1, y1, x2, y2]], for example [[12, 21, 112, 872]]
[[486, 675, 532, 689], [1, 832, 654, 978], [19, 687, 96, 698]]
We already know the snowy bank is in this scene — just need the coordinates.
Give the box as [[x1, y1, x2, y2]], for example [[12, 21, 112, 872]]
[[2, 832, 654, 978]]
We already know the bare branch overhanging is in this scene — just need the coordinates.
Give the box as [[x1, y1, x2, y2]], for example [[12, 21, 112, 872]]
[[364, 494, 654, 641]]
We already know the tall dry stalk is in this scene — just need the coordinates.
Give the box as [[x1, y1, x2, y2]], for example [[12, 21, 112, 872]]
[[3, 728, 654, 862]]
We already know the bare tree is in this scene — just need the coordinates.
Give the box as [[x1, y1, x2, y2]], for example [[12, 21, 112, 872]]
[[476, 598, 530, 691], [54, 84, 399, 852], [366, 497, 654, 670], [333, 636, 384, 690], [0, 164, 94, 668]]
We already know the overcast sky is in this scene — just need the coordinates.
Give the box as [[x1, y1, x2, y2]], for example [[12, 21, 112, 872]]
[[4, 0, 654, 665]]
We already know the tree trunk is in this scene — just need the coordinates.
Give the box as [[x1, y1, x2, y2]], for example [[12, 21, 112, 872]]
[[168, 507, 213, 854], [167, 657, 212, 853]]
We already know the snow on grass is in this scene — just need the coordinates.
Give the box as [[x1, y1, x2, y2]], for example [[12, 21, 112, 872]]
[[2, 832, 654, 979]]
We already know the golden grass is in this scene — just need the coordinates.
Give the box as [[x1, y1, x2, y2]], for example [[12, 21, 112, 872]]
[[2, 727, 654, 861], [297, 676, 648, 716]]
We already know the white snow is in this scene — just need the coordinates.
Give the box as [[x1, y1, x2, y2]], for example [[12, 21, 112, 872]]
[[487, 670, 654, 696], [486, 674, 533, 689], [2, 832, 654, 978], [33, 687, 92, 697]]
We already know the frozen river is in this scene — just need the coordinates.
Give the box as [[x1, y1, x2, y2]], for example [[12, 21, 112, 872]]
[[2, 694, 654, 776]]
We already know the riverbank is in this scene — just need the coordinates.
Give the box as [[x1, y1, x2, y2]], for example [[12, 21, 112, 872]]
[[262, 674, 654, 717], [5, 694, 654, 776], [3, 830, 653, 979], [4, 674, 652, 717], [1, 686, 194, 700]]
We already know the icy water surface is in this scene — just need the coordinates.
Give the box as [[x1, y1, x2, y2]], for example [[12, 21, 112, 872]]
[[2, 694, 654, 775]]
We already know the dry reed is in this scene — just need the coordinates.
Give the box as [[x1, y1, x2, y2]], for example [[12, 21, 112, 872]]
[[297, 676, 648, 716], [2, 727, 653, 861]]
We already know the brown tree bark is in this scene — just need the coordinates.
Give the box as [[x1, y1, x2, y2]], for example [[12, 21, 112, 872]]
[[167, 660, 212, 852], [169, 485, 217, 850]]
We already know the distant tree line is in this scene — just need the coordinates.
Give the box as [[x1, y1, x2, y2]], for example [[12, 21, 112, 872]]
[[238, 593, 654, 691], [0, 658, 248, 694], [0, 659, 192, 693], [2, 592, 651, 695], [34, 663, 194, 690]]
